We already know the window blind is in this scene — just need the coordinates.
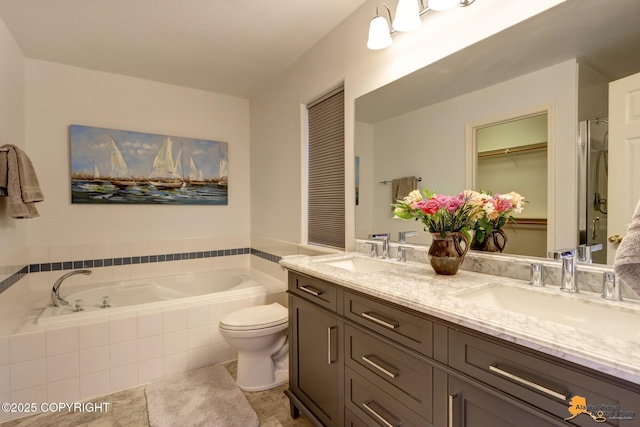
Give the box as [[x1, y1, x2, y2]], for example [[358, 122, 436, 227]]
[[307, 88, 345, 249]]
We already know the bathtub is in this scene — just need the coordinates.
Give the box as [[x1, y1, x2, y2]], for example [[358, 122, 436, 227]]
[[37, 269, 267, 326]]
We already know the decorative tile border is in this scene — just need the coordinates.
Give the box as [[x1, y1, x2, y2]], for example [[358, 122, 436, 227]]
[[0, 266, 28, 294], [27, 247, 251, 273], [251, 248, 282, 264], [0, 247, 283, 296]]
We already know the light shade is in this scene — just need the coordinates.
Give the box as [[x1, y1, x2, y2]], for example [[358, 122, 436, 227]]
[[428, 0, 460, 11], [367, 15, 392, 50], [393, 0, 421, 32]]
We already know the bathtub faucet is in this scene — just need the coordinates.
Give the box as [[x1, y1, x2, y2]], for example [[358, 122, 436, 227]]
[[51, 270, 92, 307]]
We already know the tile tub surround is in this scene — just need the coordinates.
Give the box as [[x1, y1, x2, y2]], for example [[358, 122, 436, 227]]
[[356, 240, 638, 300], [280, 252, 640, 385], [0, 281, 273, 423]]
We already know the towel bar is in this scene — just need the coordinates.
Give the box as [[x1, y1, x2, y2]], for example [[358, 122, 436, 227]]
[[379, 177, 422, 185], [0, 148, 8, 152]]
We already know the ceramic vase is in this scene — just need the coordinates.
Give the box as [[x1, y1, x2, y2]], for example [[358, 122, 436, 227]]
[[428, 232, 469, 275], [470, 229, 508, 253]]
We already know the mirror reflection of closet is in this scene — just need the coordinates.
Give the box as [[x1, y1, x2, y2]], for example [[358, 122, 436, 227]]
[[474, 113, 548, 258]]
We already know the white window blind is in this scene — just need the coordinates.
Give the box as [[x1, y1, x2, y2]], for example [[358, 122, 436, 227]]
[[307, 88, 345, 249]]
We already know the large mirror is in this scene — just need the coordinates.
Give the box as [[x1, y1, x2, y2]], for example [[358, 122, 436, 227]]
[[354, 0, 640, 265]]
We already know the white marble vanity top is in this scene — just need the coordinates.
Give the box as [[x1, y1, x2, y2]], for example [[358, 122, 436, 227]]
[[280, 252, 640, 385]]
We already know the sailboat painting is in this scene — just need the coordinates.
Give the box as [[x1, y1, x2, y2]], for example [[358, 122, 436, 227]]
[[70, 124, 229, 205]]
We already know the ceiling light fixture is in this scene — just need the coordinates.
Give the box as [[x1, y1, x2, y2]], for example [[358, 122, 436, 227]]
[[367, 0, 476, 50]]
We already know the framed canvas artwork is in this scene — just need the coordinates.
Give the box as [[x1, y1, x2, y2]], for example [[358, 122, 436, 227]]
[[70, 125, 228, 205]]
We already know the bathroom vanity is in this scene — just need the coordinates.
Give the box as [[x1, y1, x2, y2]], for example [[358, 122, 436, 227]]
[[281, 254, 640, 427]]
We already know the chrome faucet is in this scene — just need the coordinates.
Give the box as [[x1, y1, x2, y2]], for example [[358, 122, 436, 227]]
[[576, 243, 603, 264], [548, 248, 578, 293], [51, 270, 92, 307], [398, 231, 419, 243], [397, 231, 419, 262], [369, 233, 390, 259]]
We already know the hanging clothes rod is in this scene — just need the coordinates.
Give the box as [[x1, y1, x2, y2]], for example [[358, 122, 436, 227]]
[[379, 177, 422, 185], [477, 142, 547, 158]]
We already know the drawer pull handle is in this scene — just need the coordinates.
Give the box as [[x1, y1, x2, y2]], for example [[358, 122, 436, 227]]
[[361, 311, 399, 330], [298, 285, 323, 296], [327, 326, 336, 365], [489, 365, 568, 401], [361, 354, 400, 378], [448, 394, 457, 427], [362, 400, 401, 427]]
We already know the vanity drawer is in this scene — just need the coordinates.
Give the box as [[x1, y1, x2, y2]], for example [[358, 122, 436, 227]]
[[449, 329, 640, 426], [288, 272, 338, 312], [345, 324, 433, 418], [345, 409, 368, 427], [346, 367, 431, 427], [344, 291, 433, 356]]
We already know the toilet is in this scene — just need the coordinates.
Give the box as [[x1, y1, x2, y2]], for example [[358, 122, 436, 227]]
[[218, 302, 289, 391]]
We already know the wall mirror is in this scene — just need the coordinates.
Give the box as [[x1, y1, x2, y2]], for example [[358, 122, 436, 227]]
[[354, 0, 640, 265]]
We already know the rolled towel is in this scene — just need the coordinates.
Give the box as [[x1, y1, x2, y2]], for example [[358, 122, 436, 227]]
[[614, 197, 640, 294]]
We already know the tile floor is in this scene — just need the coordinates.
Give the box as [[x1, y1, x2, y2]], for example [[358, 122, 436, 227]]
[[1, 362, 314, 426]]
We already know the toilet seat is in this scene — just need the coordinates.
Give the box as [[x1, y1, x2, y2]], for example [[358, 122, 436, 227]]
[[219, 302, 288, 331]]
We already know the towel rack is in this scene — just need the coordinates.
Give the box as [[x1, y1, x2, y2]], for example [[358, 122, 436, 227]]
[[379, 177, 422, 185], [0, 148, 8, 152]]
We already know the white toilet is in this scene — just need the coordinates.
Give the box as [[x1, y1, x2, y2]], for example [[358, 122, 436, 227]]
[[218, 302, 289, 391]]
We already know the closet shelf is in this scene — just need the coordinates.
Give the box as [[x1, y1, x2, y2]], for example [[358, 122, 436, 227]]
[[478, 142, 547, 158]]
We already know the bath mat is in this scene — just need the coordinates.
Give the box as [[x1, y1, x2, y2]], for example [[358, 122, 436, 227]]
[[145, 364, 259, 427]]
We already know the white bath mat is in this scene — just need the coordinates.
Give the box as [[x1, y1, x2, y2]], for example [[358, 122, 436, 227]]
[[145, 364, 259, 427]]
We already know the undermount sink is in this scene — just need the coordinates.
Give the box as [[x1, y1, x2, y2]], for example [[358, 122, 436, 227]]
[[314, 256, 399, 273], [455, 284, 640, 341]]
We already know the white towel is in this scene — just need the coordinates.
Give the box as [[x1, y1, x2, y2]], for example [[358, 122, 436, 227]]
[[614, 197, 640, 294], [0, 144, 44, 219]]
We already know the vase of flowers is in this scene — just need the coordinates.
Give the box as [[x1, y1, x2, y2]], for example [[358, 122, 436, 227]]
[[392, 189, 482, 275], [470, 191, 525, 253]]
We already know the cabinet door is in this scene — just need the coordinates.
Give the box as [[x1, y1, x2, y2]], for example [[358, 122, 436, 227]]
[[290, 295, 343, 427], [448, 377, 566, 427]]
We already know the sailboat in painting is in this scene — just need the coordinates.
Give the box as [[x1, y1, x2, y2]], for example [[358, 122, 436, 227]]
[[93, 162, 101, 181], [188, 156, 206, 185], [108, 137, 136, 187], [217, 145, 228, 187], [149, 137, 186, 189]]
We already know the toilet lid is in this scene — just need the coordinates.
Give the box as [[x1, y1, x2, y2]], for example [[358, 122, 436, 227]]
[[219, 302, 288, 330]]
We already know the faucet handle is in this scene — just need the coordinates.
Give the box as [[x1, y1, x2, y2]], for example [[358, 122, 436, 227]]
[[529, 263, 545, 287], [601, 272, 621, 301]]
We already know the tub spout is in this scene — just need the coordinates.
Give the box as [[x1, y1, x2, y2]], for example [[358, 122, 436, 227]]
[[51, 270, 92, 307]]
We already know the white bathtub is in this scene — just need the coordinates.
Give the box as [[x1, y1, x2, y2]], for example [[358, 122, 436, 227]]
[[37, 269, 267, 326]]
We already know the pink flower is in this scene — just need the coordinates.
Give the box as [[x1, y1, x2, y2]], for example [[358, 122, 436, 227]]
[[418, 198, 440, 215], [495, 197, 512, 213], [436, 195, 463, 213]]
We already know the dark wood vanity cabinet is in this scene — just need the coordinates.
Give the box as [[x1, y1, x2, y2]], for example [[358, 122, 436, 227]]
[[287, 273, 344, 427], [286, 271, 640, 427]]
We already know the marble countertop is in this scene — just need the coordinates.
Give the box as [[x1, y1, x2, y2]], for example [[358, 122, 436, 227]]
[[280, 252, 640, 385]]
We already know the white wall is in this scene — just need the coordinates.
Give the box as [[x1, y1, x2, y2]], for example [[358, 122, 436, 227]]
[[250, 0, 566, 252], [0, 16, 26, 279], [24, 59, 250, 253]]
